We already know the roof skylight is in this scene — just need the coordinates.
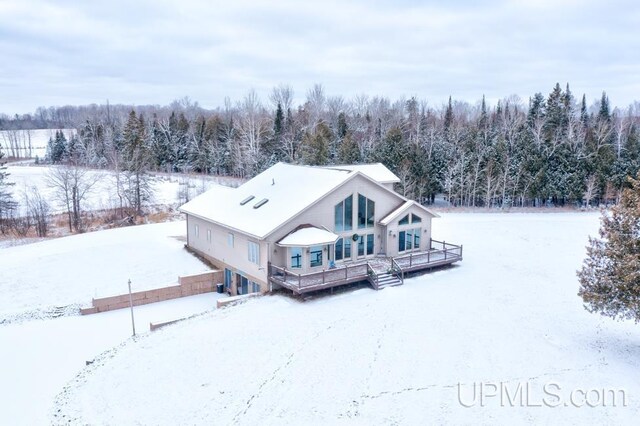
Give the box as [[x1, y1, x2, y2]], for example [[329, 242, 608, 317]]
[[240, 195, 255, 206], [253, 198, 269, 209]]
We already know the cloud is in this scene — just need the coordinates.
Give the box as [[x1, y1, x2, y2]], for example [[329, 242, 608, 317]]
[[0, 0, 638, 114]]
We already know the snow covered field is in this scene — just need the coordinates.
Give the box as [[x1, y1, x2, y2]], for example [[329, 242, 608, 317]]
[[4, 164, 230, 215], [0, 128, 74, 159], [0, 292, 224, 426], [49, 212, 640, 424], [0, 221, 210, 321]]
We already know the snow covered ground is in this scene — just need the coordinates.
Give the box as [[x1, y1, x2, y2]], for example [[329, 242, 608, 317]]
[[4, 164, 232, 215], [0, 221, 210, 321], [0, 128, 74, 159], [50, 212, 640, 424], [0, 292, 224, 426]]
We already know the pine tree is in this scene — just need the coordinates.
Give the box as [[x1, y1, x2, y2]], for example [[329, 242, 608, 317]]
[[0, 148, 17, 223], [122, 111, 152, 215], [578, 172, 640, 322]]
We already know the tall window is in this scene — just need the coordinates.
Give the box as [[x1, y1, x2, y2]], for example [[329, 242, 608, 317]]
[[224, 268, 232, 290], [248, 241, 260, 265], [336, 237, 352, 261], [194, 224, 199, 238], [335, 238, 343, 261], [358, 234, 374, 256], [357, 194, 375, 229], [334, 195, 353, 231], [207, 229, 211, 243], [290, 247, 302, 268], [344, 238, 351, 258], [366, 234, 374, 255], [310, 246, 323, 267], [399, 228, 422, 252], [228, 233, 234, 247]]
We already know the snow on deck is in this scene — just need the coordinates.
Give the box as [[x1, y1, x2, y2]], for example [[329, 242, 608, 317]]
[[53, 212, 640, 425]]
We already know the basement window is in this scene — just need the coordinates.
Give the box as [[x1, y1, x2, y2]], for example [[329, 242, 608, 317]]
[[240, 195, 255, 206], [253, 198, 269, 209]]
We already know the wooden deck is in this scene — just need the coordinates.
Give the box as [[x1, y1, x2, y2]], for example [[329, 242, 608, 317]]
[[268, 239, 462, 294]]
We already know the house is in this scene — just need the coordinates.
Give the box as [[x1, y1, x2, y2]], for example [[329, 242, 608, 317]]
[[179, 163, 462, 296]]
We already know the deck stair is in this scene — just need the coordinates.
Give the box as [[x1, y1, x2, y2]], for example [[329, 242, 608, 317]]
[[375, 272, 403, 289]]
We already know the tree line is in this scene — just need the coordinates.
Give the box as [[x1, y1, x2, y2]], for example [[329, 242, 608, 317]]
[[2, 84, 640, 208]]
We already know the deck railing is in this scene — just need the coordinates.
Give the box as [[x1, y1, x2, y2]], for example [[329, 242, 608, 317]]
[[393, 239, 463, 271], [269, 238, 462, 294], [268, 262, 369, 292]]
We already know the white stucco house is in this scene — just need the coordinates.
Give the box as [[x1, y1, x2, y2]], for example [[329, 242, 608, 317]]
[[179, 163, 462, 296]]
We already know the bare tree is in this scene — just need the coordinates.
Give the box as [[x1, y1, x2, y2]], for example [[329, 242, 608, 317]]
[[22, 185, 50, 237], [46, 164, 101, 232]]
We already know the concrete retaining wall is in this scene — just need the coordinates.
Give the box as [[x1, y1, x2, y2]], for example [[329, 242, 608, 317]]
[[80, 270, 223, 315]]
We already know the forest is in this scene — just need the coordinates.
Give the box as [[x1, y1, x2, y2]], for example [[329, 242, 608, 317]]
[[2, 83, 639, 208]]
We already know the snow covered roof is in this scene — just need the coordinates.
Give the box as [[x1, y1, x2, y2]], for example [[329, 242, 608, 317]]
[[179, 163, 354, 239], [322, 164, 400, 184], [379, 200, 439, 226], [277, 226, 340, 247]]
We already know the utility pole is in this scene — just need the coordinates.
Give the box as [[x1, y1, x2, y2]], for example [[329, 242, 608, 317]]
[[128, 279, 136, 336]]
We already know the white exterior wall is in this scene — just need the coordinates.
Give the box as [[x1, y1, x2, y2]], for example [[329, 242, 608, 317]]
[[383, 204, 433, 257], [186, 215, 269, 291], [267, 175, 407, 272]]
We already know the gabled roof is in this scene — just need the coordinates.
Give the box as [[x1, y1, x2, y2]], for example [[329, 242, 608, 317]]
[[379, 200, 439, 226], [277, 225, 339, 247], [322, 163, 400, 184], [179, 163, 353, 239]]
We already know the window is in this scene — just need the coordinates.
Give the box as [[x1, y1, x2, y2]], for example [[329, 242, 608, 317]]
[[251, 281, 261, 293], [366, 234, 374, 255], [228, 233, 234, 247], [194, 224, 199, 238], [344, 238, 351, 258], [237, 274, 248, 295], [399, 227, 422, 252], [310, 246, 323, 267], [290, 247, 302, 268], [207, 229, 211, 243], [400, 213, 421, 226], [224, 269, 232, 290], [367, 198, 375, 227], [357, 235, 365, 256], [335, 238, 343, 261], [248, 241, 260, 265], [334, 195, 353, 231], [358, 194, 375, 229]]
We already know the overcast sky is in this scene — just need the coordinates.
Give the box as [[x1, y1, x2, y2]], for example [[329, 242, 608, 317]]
[[0, 0, 638, 114]]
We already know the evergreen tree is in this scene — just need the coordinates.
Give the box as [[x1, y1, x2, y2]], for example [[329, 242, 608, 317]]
[[301, 122, 331, 165], [47, 130, 67, 163], [0, 148, 17, 223], [122, 111, 152, 214], [578, 172, 640, 322]]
